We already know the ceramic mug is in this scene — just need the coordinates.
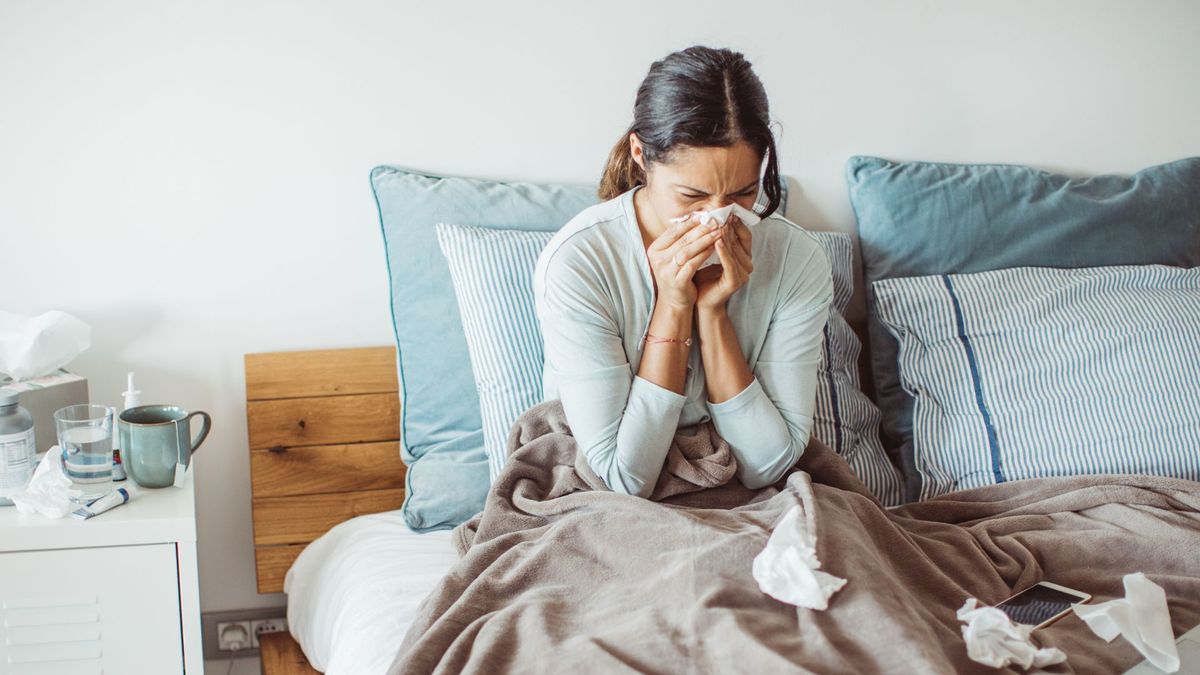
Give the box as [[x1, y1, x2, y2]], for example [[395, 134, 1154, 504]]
[[118, 405, 211, 488]]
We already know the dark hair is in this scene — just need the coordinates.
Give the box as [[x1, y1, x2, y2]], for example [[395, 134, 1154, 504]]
[[598, 46, 781, 217]]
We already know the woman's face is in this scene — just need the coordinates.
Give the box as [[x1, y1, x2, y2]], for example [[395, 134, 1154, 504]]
[[630, 134, 762, 231]]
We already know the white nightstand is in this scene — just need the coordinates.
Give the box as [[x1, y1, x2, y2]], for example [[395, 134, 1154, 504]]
[[0, 465, 203, 674]]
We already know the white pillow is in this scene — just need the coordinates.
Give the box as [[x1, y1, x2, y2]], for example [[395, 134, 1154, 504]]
[[438, 223, 902, 505], [872, 264, 1200, 499]]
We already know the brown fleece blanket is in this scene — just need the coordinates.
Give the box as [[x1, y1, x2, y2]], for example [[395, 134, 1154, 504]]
[[388, 400, 1200, 674]]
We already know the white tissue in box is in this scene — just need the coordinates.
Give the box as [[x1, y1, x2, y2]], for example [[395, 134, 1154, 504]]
[[667, 202, 762, 269], [0, 310, 91, 381]]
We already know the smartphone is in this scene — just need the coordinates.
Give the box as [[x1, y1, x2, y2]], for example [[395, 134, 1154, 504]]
[[993, 581, 1092, 629]]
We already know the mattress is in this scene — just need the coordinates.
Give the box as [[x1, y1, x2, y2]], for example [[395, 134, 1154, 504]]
[[283, 510, 458, 674]]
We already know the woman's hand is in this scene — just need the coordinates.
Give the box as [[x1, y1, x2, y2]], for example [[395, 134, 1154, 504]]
[[647, 214, 724, 310], [695, 215, 753, 312]]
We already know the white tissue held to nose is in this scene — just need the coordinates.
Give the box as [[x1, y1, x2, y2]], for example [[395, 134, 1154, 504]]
[[957, 598, 1067, 670], [1072, 572, 1180, 673], [667, 202, 762, 228], [667, 203, 763, 269], [751, 504, 846, 611]]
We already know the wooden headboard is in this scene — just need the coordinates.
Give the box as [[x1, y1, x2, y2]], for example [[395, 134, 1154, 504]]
[[245, 346, 406, 594]]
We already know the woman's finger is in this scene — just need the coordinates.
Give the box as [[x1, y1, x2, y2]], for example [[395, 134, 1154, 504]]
[[734, 220, 752, 252], [674, 243, 716, 282], [649, 214, 704, 252], [669, 224, 723, 262], [727, 229, 752, 272], [716, 237, 742, 277]]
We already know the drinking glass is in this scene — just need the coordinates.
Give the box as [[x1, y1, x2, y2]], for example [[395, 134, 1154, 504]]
[[55, 404, 115, 491]]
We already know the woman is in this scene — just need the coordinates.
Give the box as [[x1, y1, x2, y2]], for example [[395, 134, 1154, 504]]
[[533, 46, 833, 498]]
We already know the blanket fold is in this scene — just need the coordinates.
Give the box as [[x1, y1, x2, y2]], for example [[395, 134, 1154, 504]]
[[393, 400, 1200, 675]]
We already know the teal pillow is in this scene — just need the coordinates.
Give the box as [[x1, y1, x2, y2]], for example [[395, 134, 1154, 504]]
[[846, 155, 1200, 499], [372, 167, 595, 532], [371, 167, 788, 531]]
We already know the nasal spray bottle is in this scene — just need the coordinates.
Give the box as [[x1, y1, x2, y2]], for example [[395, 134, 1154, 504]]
[[113, 373, 141, 483]]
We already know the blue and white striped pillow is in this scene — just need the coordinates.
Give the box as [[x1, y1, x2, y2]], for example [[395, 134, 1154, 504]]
[[436, 224, 555, 482], [873, 264, 1200, 499], [438, 223, 903, 504], [809, 232, 904, 506]]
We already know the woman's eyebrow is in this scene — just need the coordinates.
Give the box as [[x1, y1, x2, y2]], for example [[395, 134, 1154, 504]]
[[674, 180, 759, 195]]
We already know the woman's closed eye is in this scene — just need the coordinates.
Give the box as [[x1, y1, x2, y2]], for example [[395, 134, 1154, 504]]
[[679, 186, 757, 202]]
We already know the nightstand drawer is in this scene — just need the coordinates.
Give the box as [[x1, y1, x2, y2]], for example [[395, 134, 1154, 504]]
[[0, 543, 183, 675]]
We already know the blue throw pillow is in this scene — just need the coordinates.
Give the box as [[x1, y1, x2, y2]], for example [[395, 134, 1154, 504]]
[[372, 167, 787, 531], [372, 167, 595, 532], [846, 155, 1200, 499], [872, 264, 1200, 499]]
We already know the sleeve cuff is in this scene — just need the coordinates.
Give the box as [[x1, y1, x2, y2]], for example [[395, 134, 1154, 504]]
[[631, 373, 688, 407], [706, 376, 764, 415], [705, 376, 796, 489]]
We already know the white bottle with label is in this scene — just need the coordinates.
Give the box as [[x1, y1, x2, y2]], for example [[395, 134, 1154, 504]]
[[0, 388, 36, 506]]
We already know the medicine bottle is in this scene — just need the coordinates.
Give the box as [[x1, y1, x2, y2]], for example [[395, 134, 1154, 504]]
[[0, 388, 36, 506]]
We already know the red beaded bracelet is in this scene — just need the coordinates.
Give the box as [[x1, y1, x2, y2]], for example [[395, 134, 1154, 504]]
[[645, 333, 693, 347]]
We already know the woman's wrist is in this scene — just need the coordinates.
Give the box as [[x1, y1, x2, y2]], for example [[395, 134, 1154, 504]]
[[649, 300, 694, 340], [655, 294, 693, 317], [696, 302, 728, 325], [658, 293, 695, 314]]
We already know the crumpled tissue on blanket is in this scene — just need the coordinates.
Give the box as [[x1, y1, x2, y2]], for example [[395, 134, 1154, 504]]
[[957, 598, 1067, 670], [667, 202, 762, 269], [751, 504, 846, 610], [1072, 572, 1180, 673]]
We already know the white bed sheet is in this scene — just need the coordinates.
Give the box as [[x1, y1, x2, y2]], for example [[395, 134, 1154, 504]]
[[283, 510, 459, 674]]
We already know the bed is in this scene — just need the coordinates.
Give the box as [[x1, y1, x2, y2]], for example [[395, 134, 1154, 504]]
[[247, 157, 1200, 674]]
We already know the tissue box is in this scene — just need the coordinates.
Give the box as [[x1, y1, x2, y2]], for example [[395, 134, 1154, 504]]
[[0, 369, 90, 454]]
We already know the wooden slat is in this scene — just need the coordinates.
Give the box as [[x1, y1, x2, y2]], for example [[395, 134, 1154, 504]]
[[250, 441, 406, 498], [260, 631, 320, 675], [252, 488, 405, 546], [254, 544, 307, 594], [245, 347, 397, 401], [245, 346, 406, 598], [246, 393, 400, 450]]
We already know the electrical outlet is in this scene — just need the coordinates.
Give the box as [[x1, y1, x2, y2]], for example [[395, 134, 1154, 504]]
[[250, 618, 288, 648], [202, 607, 286, 660], [216, 621, 253, 651]]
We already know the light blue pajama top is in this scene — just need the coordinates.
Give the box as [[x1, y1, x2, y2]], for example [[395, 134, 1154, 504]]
[[532, 185, 833, 498]]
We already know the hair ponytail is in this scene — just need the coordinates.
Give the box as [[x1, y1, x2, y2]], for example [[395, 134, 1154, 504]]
[[597, 46, 782, 218], [598, 127, 643, 201]]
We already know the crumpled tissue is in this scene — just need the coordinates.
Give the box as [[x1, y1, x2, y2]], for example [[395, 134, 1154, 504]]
[[10, 446, 82, 519], [667, 202, 762, 269], [1072, 573, 1180, 673], [751, 504, 846, 610], [0, 310, 91, 381], [957, 598, 1067, 670]]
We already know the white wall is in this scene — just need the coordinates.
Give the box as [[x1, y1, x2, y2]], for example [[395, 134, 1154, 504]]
[[3, 0, 1198, 614]]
